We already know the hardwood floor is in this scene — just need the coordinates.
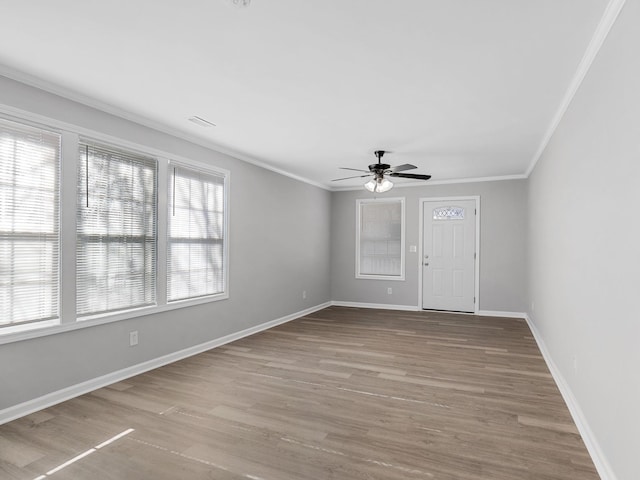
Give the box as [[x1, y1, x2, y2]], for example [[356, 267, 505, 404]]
[[0, 307, 599, 479]]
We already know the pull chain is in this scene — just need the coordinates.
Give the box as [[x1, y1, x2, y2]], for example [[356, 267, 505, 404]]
[[172, 167, 176, 216], [85, 145, 89, 207]]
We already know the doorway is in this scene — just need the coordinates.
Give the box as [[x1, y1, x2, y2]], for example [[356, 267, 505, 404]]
[[420, 197, 479, 313]]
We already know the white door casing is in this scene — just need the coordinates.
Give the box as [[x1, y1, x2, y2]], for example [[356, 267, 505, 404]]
[[421, 198, 478, 313]]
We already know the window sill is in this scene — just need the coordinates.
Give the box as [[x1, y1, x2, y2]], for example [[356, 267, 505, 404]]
[[0, 292, 229, 345], [355, 274, 406, 281]]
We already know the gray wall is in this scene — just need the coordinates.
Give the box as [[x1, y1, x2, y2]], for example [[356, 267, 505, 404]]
[[527, 2, 640, 478], [0, 76, 332, 409], [331, 180, 527, 312], [3, 22, 637, 474]]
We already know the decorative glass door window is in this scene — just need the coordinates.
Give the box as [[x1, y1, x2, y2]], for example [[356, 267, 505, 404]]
[[433, 206, 465, 220]]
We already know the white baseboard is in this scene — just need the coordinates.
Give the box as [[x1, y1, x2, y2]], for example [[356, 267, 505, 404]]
[[330, 304, 615, 478], [330, 301, 420, 312], [331, 303, 527, 320], [1, 301, 616, 480], [0, 302, 331, 426], [524, 314, 617, 480], [477, 310, 527, 319]]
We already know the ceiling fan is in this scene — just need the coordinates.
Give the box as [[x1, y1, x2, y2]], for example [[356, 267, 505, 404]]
[[332, 150, 431, 193]]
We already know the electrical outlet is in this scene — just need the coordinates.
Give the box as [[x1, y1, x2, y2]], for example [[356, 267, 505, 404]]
[[531, 301, 535, 312], [572, 355, 578, 373], [302, 290, 307, 299], [387, 287, 392, 295], [129, 331, 139, 347]]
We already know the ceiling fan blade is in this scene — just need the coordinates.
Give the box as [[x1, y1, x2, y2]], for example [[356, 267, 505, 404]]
[[389, 163, 417, 172], [389, 172, 431, 180], [331, 174, 373, 181], [339, 167, 370, 173]]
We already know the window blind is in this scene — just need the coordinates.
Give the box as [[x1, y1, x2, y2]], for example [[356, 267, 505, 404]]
[[358, 200, 403, 277], [0, 118, 61, 327], [167, 164, 225, 302], [76, 142, 157, 317]]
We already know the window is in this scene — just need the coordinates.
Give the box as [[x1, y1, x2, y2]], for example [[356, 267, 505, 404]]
[[433, 206, 465, 220], [76, 141, 157, 317], [0, 118, 60, 329], [356, 198, 405, 280], [0, 113, 230, 340], [167, 163, 227, 302]]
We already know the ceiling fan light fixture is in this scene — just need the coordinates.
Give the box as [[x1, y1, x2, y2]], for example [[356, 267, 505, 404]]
[[364, 177, 393, 193], [378, 178, 393, 193], [364, 179, 375, 192]]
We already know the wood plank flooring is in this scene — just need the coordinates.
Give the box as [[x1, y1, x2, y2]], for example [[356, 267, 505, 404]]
[[0, 307, 600, 479]]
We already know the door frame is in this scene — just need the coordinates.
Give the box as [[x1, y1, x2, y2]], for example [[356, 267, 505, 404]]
[[418, 196, 480, 314]]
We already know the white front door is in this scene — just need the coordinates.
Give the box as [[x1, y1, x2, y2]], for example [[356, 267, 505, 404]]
[[422, 199, 477, 312]]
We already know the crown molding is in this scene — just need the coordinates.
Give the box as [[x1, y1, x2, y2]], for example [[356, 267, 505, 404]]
[[330, 174, 528, 192], [1, 0, 625, 197], [0, 65, 329, 191], [525, 0, 627, 177]]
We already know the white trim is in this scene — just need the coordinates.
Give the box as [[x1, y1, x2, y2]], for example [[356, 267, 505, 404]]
[[0, 73, 527, 191], [0, 108, 231, 344], [421, 174, 527, 186], [0, 302, 331, 426], [1, 294, 225, 345], [0, 0, 626, 193], [331, 301, 419, 312], [156, 157, 169, 308], [477, 310, 527, 319], [525, 0, 626, 177], [329, 303, 528, 318], [355, 197, 406, 281], [331, 174, 527, 191], [524, 314, 618, 480], [60, 132, 79, 325], [418, 196, 480, 314], [165, 160, 231, 305], [0, 68, 328, 191], [0, 301, 616, 480], [0, 105, 233, 180]]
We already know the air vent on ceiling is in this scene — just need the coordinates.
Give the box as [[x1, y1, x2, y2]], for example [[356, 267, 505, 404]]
[[188, 116, 216, 128]]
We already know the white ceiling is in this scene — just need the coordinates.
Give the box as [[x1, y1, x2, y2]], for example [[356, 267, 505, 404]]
[[0, 0, 610, 189]]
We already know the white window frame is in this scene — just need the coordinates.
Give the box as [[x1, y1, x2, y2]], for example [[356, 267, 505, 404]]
[[166, 160, 229, 304], [355, 197, 405, 281], [0, 109, 230, 344], [76, 139, 159, 319], [0, 116, 62, 332]]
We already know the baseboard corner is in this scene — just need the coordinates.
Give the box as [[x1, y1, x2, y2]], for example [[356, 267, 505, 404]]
[[477, 310, 527, 319], [523, 315, 618, 480]]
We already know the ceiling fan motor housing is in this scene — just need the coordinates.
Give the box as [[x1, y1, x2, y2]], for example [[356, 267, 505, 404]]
[[369, 163, 390, 172]]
